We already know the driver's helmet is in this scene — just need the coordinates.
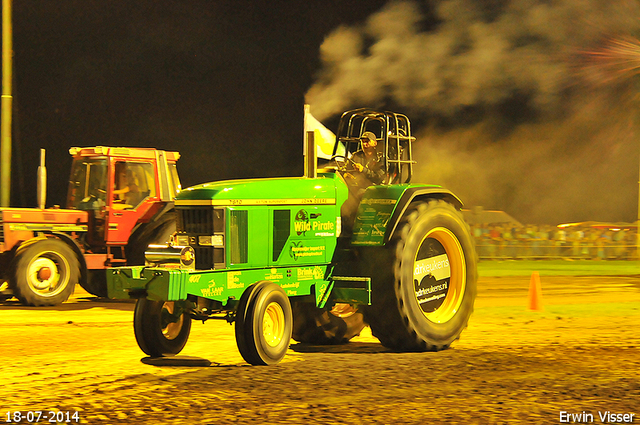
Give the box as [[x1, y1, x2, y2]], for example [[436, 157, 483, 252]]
[[360, 131, 378, 148]]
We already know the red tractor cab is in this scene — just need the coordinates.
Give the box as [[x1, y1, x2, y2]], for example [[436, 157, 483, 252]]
[[0, 146, 181, 305]]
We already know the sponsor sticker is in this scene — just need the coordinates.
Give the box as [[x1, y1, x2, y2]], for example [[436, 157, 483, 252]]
[[413, 253, 451, 313], [413, 254, 451, 282], [227, 271, 244, 289]]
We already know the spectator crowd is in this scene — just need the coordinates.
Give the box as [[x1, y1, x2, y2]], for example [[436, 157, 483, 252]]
[[470, 223, 638, 260]]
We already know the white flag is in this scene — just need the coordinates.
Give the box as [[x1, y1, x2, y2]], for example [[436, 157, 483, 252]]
[[304, 104, 345, 160]]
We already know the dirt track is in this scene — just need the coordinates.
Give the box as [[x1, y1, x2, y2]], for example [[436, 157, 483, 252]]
[[1, 275, 639, 424]]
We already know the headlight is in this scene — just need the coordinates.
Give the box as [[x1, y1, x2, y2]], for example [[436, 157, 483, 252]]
[[175, 235, 189, 247], [199, 235, 224, 247]]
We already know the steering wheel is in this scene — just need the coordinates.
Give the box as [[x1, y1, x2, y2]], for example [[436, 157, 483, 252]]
[[78, 194, 100, 211], [331, 154, 369, 191], [331, 155, 358, 173]]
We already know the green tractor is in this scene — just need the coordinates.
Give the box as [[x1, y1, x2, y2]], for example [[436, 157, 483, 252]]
[[107, 109, 477, 365]]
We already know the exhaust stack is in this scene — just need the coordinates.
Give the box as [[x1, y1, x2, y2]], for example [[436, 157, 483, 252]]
[[304, 130, 317, 178], [37, 148, 46, 209]]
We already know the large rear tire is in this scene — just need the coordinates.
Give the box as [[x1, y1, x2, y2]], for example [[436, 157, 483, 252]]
[[365, 200, 477, 351], [11, 239, 79, 306], [81, 270, 108, 298], [126, 210, 177, 265], [235, 281, 292, 365], [80, 210, 176, 298], [134, 298, 192, 357], [292, 302, 365, 344]]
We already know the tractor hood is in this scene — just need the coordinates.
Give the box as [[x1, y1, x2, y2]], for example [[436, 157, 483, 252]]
[[175, 174, 341, 207]]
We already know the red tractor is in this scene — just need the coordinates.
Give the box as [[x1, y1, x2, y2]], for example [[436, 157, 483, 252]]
[[0, 146, 181, 306]]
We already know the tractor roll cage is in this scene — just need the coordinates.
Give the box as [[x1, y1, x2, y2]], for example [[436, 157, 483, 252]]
[[334, 109, 417, 185]]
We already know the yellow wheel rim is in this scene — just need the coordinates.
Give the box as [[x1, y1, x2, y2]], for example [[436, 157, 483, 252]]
[[162, 302, 184, 340], [263, 301, 285, 347], [330, 303, 357, 318], [413, 227, 466, 324], [26, 252, 69, 296]]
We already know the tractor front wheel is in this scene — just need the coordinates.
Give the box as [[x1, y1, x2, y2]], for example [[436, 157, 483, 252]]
[[11, 239, 79, 306], [133, 299, 192, 357], [235, 281, 292, 365], [365, 200, 477, 351]]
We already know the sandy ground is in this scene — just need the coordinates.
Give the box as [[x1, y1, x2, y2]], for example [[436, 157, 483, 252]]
[[1, 274, 639, 424]]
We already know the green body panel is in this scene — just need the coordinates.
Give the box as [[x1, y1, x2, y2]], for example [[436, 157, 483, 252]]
[[106, 172, 366, 307], [106, 171, 450, 306], [177, 173, 348, 270], [107, 263, 370, 308], [108, 267, 190, 301], [108, 264, 330, 304], [351, 184, 442, 246], [176, 174, 342, 205]]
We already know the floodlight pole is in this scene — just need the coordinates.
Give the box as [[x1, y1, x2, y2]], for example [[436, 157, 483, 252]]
[[1, 0, 12, 207]]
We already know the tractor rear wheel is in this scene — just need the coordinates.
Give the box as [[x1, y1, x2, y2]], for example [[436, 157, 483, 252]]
[[126, 210, 177, 265], [292, 302, 365, 344], [134, 299, 192, 357], [235, 281, 292, 365], [80, 210, 176, 298], [365, 200, 477, 351], [81, 270, 108, 298], [11, 239, 79, 306]]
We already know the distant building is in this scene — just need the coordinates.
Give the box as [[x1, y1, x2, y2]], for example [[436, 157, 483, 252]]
[[462, 207, 522, 227]]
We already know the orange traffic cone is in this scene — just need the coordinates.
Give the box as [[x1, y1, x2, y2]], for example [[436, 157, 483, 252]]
[[528, 271, 544, 312]]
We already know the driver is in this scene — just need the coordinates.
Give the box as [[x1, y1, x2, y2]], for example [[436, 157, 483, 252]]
[[351, 131, 385, 185], [113, 165, 140, 206], [338, 131, 385, 237]]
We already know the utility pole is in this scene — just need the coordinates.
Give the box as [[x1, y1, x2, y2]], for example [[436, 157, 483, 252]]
[[1, 0, 12, 207], [637, 118, 640, 259]]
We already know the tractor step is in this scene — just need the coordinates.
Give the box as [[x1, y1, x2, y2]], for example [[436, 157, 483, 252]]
[[327, 276, 371, 306]]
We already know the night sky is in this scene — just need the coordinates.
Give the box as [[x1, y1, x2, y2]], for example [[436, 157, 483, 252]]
[[7, 0, 387, 207], [5, 1, 640, 224]]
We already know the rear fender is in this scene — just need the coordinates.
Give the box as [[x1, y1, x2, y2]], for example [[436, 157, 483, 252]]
[[128, 201, 174, 237], [384, 188, 463, 244], [126, 203, 176, 266], [51, 232, 88, 288], [350, 186, 463, 246]]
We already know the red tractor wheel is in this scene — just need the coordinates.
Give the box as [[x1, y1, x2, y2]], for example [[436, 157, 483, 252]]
[[11, 239, 79, 306]]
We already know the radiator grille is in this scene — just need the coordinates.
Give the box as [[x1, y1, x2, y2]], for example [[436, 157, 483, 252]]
[[193, 246, 221, 270], [177, 207, 225, 270], [178, 208, 213, 234]]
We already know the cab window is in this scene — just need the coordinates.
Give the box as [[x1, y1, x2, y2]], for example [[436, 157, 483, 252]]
[[169, 163, 182, 196], [113, 162, 156, 209], [67, 158, 107, 210]]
